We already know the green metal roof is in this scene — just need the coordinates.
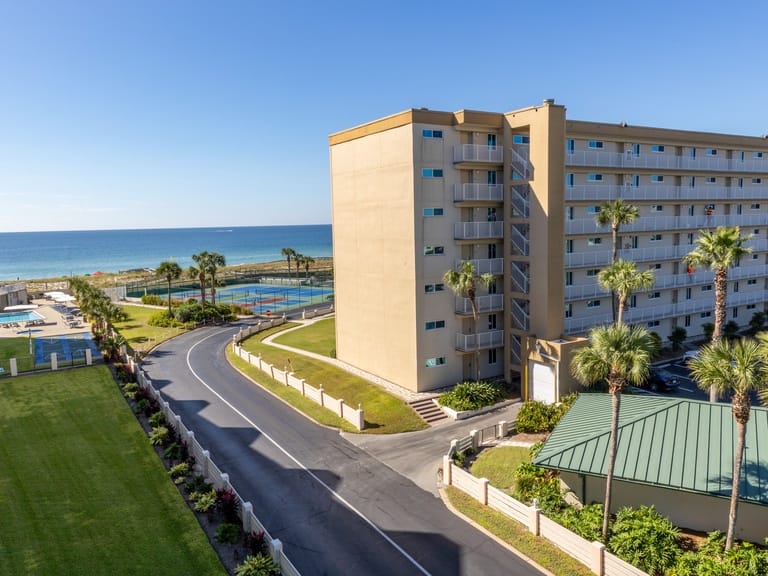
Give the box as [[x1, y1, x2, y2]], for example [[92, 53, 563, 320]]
[[533, 394, 768, 505]]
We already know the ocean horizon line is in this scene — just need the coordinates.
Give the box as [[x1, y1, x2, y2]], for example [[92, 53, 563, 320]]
[[0, 223, 333, 236]]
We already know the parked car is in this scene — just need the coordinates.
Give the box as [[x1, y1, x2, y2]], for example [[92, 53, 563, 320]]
[[641, 369, 680, 392], [681, 349, 700, 363]]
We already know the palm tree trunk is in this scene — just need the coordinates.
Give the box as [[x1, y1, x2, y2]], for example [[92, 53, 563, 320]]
[[167, 279, 173, 315], [726, 419, 746, 550], [616, 295, 625, 326], [610, 226, 618, 322], [602, 387, 621, 541], [471, 300, 480, 382], [711, 268, 728, 402]]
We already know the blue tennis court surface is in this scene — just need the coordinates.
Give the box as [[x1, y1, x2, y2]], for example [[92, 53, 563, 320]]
[[34, 333, 101, 364], [170, 283, 333, 315]]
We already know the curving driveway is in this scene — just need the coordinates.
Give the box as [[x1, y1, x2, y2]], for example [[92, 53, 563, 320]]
[[140, 321, 542, 576]]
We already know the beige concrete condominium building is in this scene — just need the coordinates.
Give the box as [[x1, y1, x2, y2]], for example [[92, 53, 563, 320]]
[[329, 100, 768, 396]]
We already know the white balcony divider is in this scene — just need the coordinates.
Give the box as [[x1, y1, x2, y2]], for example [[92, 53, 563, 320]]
[[453, 183, 504, 202], [453, 144, 503, 163], [510, 225, 529, 256], [509, 146, 530, 179], [509, 183, 530, 218], [454, 221, 504, 240], [454, 330, 504, 351]]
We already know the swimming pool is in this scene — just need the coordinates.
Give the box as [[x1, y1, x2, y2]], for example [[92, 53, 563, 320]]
[[0, 311, 45, 325]]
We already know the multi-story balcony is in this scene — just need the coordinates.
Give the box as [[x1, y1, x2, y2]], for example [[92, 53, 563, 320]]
[[565, 213, 767, 236], [455, 294, 504, 315], [566, 151, 768, 173], [566, 184, 768, 202], [453, 183, 504, 202], [565, 239, 768, 268], [565, 264, 768, 302], [453, 144, 503, 164], [455, 330, 504, 352], [455, 258, 504, 275], [564, 290, 767, 335], [454, 221, 504, 240]]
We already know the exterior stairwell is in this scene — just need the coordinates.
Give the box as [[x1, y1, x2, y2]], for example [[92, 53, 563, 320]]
[[409, 397, 448, 425]]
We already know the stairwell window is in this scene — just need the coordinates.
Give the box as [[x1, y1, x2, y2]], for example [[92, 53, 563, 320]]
[[422, 129, 443, 139], [422, 168, 443, 178], [565, 271, 573, 286], [424, 283, 445, 293], [513, 135, 530, 144], [566, 173, 574, 187], [424, 246, 444, 255], [423, 208, 444, 217], [425, 357, 446, 368], [425, 320, 445, 330]]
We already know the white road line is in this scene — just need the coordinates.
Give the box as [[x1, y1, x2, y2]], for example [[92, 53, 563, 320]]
[[679, 387, 694, 393], [186, 331, 432, 576]]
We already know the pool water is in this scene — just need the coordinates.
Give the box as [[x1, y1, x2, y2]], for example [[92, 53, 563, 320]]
[[0, 311, 44, 325]]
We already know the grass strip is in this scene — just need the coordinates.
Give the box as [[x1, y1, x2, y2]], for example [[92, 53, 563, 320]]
[[234, 323, 426, 434], [444, 486, 594, 576], [272, 317, 336, 357], [470, 445, 531, 493], [114, 304, 189, 353], [0, 366, 226, 576]]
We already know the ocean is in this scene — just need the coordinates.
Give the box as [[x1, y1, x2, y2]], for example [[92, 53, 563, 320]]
[[0, 225, 332, 280]]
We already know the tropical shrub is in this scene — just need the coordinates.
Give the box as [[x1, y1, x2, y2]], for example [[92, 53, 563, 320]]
[[169, 462, 190, 484], [608, 505, 680, 575], [215, 522, 241, 545], [148, 310, 178, 327], [668, 531, 768, 576], [122, 381, 139, 400], [217, 487, 240, 523], [668, 327, 687, 352], [513, 462, 563, 513], [148, 410, 167, 428], [552, 503, 603, 543], [149, 425, 169, 446], [438, 381, 505, 411], [141, 294, 164, 306], [186, 474, 212, 495], [193, 489, 217, 513], [516, 393, 577, 433], [234, 554, 280, 576], [244, 531, 267, 556], [451, 448, 474, 468]]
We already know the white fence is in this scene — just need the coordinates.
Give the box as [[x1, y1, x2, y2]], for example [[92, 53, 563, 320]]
[[232, 317, 364, 430], [443, 436, 648, 576], [130, 359, 301, 576]]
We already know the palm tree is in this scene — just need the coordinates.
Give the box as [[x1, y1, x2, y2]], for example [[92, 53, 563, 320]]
[[571, 323, 655, 542], [156, 261, 182, 315], [684, 226, 752, 401], [688, 337, 768, 550], [443, 261, 495, 382], [301, 255, 315, 279], [597, 259, 655, 325], [281, 247, 296, 278], [595, 199, 640, 322], [190, 250, 210, 307], [204, 252, 226, 305]]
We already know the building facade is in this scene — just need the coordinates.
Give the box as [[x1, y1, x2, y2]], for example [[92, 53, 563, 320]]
[[329, 100, 768, 394]]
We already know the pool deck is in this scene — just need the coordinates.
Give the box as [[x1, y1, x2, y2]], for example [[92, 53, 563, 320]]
[[0, 299, 90, 339]]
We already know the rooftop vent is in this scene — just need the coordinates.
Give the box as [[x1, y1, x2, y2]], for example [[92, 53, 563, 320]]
[[542, 98, 555, 105]]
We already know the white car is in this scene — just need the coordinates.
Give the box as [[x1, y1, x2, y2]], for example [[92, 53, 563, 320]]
[[681, 349, 700, 362]]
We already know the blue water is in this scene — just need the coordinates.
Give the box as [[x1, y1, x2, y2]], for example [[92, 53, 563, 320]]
[[0, 225, 332, 280], [0, 311, 45, 325]]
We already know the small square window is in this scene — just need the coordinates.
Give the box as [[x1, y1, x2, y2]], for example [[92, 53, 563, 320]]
[[651, 205, 663, 212], [752, 178, 762, 184], [588, 140, 604, 149], [706, 177, 716, 184], [754, 151, 764, 159], [706, 148, 717, 156]]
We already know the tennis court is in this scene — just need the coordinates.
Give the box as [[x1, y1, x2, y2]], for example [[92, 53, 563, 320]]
[[34, 333, 101, 364], [170, 283, 334, 315]]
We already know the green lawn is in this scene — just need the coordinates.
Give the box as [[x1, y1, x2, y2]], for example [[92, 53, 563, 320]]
[[470, 445, 531, 493], [114, 304, 189, 353], [0, 366, 227, 576], [273, 317, 335, 357], [235, 323, 427, 434]]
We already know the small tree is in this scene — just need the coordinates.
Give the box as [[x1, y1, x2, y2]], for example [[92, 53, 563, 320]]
[[156, 261, 182, 316], [724, 320, 740, 340], [668, 326, 687, 352], [703, 322, 715, 342], [748, 311, 767, 335]]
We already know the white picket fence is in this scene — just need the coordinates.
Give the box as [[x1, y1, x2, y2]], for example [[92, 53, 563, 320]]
[[231, 318, 364, 430], [443, 439, 647, 576], [130, 359, 301, 576]]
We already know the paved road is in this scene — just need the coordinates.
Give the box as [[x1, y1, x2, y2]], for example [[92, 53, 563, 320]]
[[141, 322, 543, 576]]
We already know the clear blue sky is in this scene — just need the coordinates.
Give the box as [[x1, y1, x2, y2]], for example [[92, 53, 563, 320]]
[[1, 1, 766, 232]]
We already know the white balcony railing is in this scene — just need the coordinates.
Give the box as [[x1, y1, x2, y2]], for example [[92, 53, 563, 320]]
[[455, 258, 504, 275], [454, 221, 504, 240], [510, 261, 530, 294], [453, 183, 504, 202], [566, 213, 767, 236], [566, 184, 768, 202], [510, 299, 530, 331], [455, 330, 504, 352], [453, 144, 503, 164], [510, 183, 530, 218], [455, 294, 504, 315], [566, 150, 768, 173]]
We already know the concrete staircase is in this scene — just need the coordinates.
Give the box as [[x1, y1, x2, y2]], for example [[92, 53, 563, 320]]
[[409, 397, 448, 425]]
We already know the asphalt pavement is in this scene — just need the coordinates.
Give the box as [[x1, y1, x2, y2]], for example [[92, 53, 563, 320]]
[[141, 322, 542, 576]]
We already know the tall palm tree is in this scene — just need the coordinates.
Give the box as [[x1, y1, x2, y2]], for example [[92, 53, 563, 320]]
[[597, 259, 655, 325], [204, 252, 226, 305], [301, 255, 315, 279], [688, 337, 768, 550], [190, 251, 210, 307], [595, 199, 640, 322], [156, 261, 182, 315], [444, 261, 495, 382], [293, 252, 304, 280], [281, 247, 296, 278], [684, 226, 752, 401], [571, 323, 655, 542]]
